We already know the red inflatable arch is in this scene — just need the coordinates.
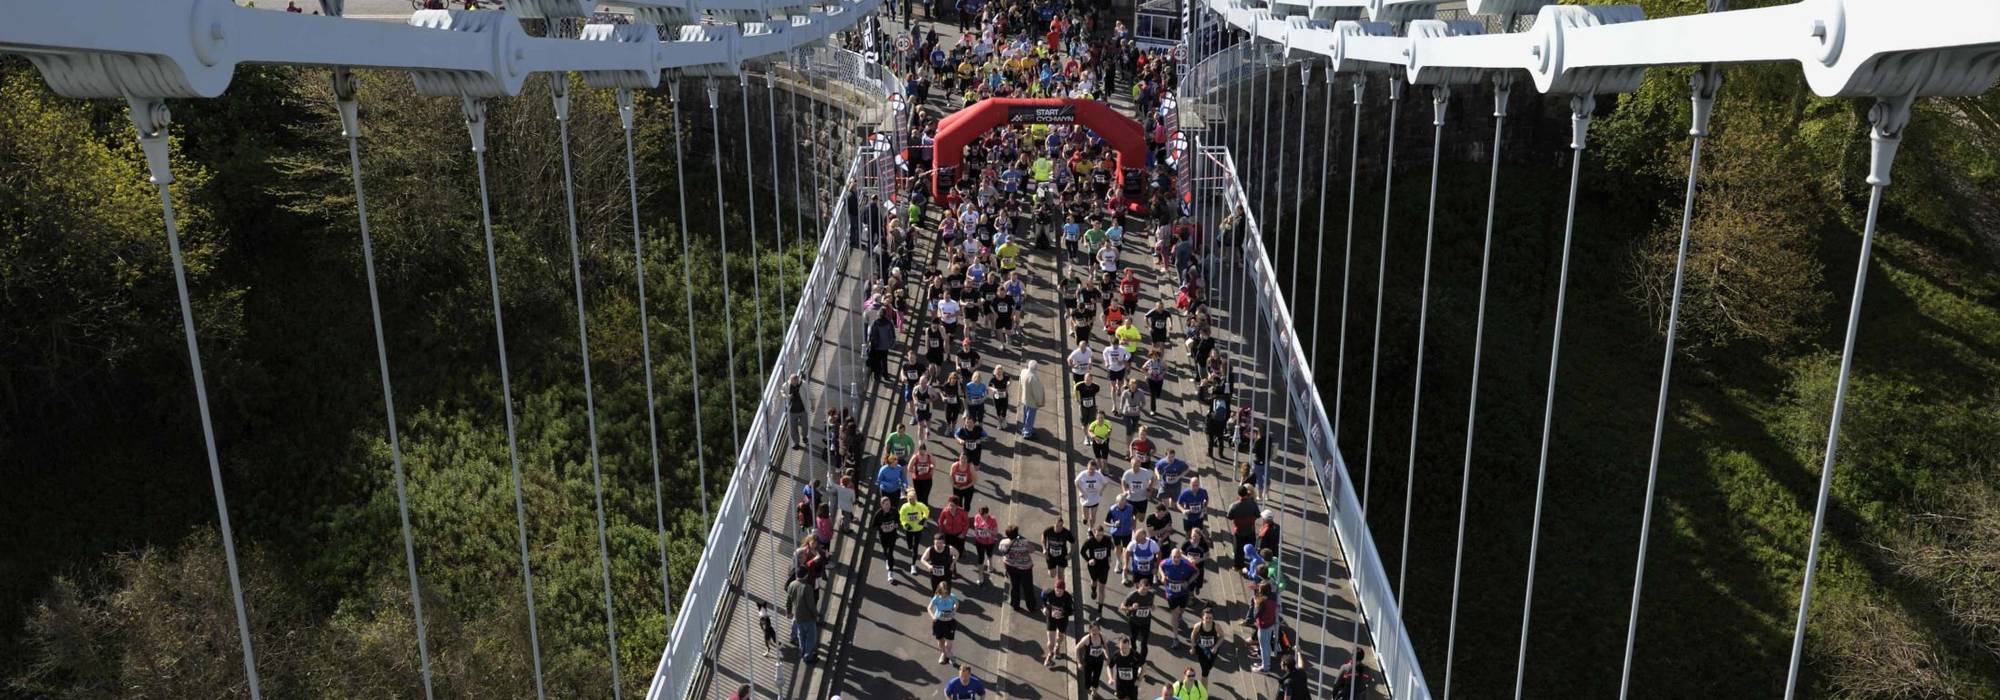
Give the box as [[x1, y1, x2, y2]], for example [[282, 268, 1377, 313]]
[[930, 97, 1149, 200]]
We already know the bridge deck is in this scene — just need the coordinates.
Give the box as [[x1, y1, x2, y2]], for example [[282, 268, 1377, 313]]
[[692, 13, 1383, 699], [693, 217, 1385, 698]]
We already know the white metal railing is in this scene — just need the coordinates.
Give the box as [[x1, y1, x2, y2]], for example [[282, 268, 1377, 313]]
[[649, 149, 865, 700], [651, 46, 897, 700], [1207, 146, 1430, 698]]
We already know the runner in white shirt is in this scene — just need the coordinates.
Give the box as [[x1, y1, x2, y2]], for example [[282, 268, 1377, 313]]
[[1101, 343, 1131, 389], [1074, 460, 1111, 525], [936, 297, 963, 326], [1096, 242, 1119, 274], [1120, 463, 1158, 517], [1066, 342, 1095, 382]]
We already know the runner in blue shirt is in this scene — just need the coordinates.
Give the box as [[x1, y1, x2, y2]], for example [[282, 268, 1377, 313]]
[[1158, 548, 1200, 644], [877, 457, 910, 497], [1175, 476, 1210, 532], [1106, 494, 1135, 573], [1155, 450, 1190, 495], [1000, 166, 1024, 193], [943, 664, 988, 699]]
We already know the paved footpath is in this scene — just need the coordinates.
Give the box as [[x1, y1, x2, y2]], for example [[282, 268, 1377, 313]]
[[807, 202, 1385, 699]]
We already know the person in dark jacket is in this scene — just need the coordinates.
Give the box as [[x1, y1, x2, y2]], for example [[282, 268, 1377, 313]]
[[868, 314, 896, 379]]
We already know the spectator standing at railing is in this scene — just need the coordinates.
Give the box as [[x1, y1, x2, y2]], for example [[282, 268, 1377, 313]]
[[787, 373, 810, 449], [787, 573, 820, 664], [1017, 360, 1046, 437], [869, 312, 897, 379]]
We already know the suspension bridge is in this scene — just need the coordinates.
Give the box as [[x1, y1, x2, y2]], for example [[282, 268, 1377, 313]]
[[2, 0, 1997, 698]]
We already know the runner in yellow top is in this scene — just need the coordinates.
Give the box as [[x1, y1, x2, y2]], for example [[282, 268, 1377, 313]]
[[1032, 155, 1056, 184], [1115, 318, 1143, 354], [996, 239, 1022, 272], [1087, 416, 1114, 461]]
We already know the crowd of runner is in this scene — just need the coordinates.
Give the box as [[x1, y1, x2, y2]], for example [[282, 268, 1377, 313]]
[[751, 3, 1376, 699]]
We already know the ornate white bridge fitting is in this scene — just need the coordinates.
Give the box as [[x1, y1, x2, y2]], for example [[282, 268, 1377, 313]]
[[0, 0, 873, 100]]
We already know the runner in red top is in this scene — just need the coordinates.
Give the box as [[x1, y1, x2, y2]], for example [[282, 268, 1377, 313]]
[[950, 456, 979, 510], [938, 497, 973, 570]]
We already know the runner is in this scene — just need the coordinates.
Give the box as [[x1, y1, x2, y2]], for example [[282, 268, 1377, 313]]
[[873, 497, 902, 582], [970, 505, 1001, 586], [1043, 517, 1075, 584], [886, 426, 917, 464], [878, 453, 911, 503], [1158, 547, 1198, 643], [923, 534, 960, 594], [928, 581, 962, 665], [1107, 493, 1135, 573], [1121, 576, 1157, 657], [1188, 607, 1222, 681], [1155, 449, 1188, 503], [1170, 666, 1210, 700], [1040, 578, 1075, 667], [1081, 522, 1114, 601], [1073, 620, 1110, 695], [964, 370, 990, 424], [1087, 413, 1114, 460], [1182, 526, 1213, 596], [989, 364, 1012, 425], [949, 453, 978, 510], [911, 445, 937, 504], [1109, 636, 1145, 700], [1142, 348, 1167, 415], [1124, 530, 1160, 588], [938, 496, 973, 568], [944, 663, 989, 699], [953, 415, 988, 465], [1121, 458, 1157, 518], [899, 492, 932, 576], [1175, 476, 1209, 538], [1074, 459, 1111, 525]]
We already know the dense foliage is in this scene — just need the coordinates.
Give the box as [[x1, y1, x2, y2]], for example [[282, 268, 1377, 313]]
[[1230, 3, 2000, 695], [1, 58, 837, 698]]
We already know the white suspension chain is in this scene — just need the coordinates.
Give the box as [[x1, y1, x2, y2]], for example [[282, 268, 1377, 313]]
[[615, 86, 676, 621], [790, 67, 808, 277], [124, 96, 265, 700], [1334, 72, 1367, 700], [1397, 85, 1450, 607], [669, 80, 714, 528], [1619, 65, 1718, 699], [740, 77, 767, 375], [1309, 60, 1340, 696], [330, 69, 438, 700], [1443, 73, 1511, 700], [1513, 93, 1598, 700], [1279, 61, 1312, 630], [767, 74, 788, 333], [708, 79, 745, 452], [551, 73, 626, 699], [461, 95, 548, 699], [1783, 92, 1915, 700]]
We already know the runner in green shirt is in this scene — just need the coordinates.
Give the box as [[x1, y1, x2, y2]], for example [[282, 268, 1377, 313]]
[[885, 428, 916, 462], [1083, 224, 1106, 249]]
